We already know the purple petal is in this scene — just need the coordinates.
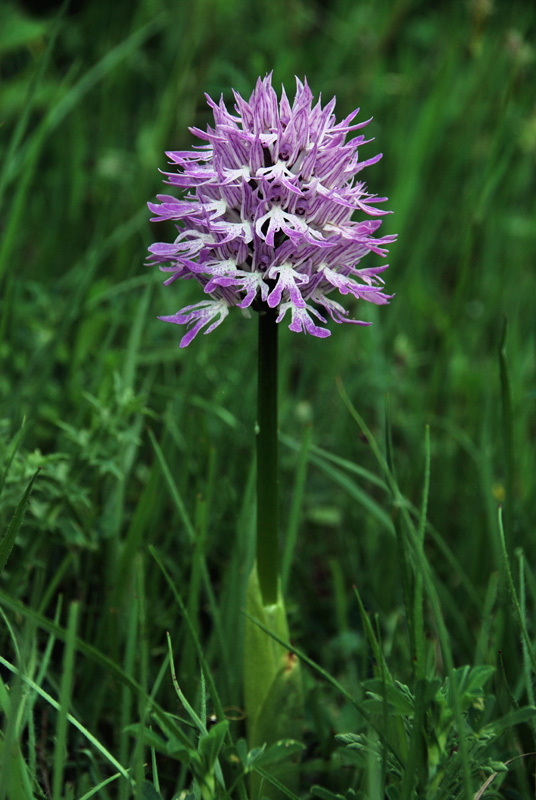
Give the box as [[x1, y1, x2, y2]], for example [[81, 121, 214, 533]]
[[147, 73, 395, 343]]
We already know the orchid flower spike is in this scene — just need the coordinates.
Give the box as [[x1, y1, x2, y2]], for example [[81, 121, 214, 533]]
[[148, 74, 396, 347]]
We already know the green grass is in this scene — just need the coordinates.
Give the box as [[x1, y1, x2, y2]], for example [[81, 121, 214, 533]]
[[1, 0, 536, 797]]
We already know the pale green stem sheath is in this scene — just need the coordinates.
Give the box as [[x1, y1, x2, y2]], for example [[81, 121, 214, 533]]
[[256, 307, 279, 606]]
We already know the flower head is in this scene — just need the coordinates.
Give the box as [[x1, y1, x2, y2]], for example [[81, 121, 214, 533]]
[[148, 74, 396, 347]]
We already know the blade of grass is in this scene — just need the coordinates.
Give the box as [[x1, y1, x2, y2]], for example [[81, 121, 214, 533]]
[[0, 468, 39, 575], [165, 633, 227, 796], [53, 601, 79, 800], [0, 416, 26, 499], [148, 429, 232, 693], [499, 315, 514, 540], [130, 559, 150, 800], [182, 450, 215, 697], [474, 571, 499, 666], [497, 509, 536, 677], [374, 615, 395, 787], [518, 551, 534, 706], [119, 591, 139, 800], [281, 423, 312, 593], [280, 431, 388, 490], [0, 654, 133, 786], [78, 773, 122, 800], [414, 425, 431, 679], [0, 1, 68, 206], [353, 584, 391, 680], [385, 398, 415, 662], [123, 283, 152, 392], [253, 766, 302, 800]]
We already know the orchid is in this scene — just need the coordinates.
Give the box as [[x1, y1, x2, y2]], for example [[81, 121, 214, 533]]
[[147, 76, 397, 799], [148, 74, 395, 346]]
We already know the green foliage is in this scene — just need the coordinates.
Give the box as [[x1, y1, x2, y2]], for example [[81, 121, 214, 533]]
[[0, 376, 153, 552], [1, 0, 535, 797], [243, 567, 303, 799], [334, 665, 524, 799]]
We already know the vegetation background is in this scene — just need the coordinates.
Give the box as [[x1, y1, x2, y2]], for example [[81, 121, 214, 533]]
[[0, 0, 535, 797]]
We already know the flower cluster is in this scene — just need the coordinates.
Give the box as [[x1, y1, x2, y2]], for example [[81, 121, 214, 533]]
[[148, 75, 396, 347]]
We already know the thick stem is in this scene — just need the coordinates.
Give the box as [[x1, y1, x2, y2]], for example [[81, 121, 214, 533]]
[[256, 307, 279, 606]]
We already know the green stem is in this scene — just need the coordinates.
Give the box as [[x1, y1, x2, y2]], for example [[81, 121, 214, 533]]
[[256, 307, 279, 606]]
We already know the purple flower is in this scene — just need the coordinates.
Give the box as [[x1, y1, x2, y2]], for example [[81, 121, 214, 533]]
[[148, 74, 396, 347]]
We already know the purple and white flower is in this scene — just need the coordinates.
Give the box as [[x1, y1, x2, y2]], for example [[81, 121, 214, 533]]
[[148, 74, 396, 347]]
